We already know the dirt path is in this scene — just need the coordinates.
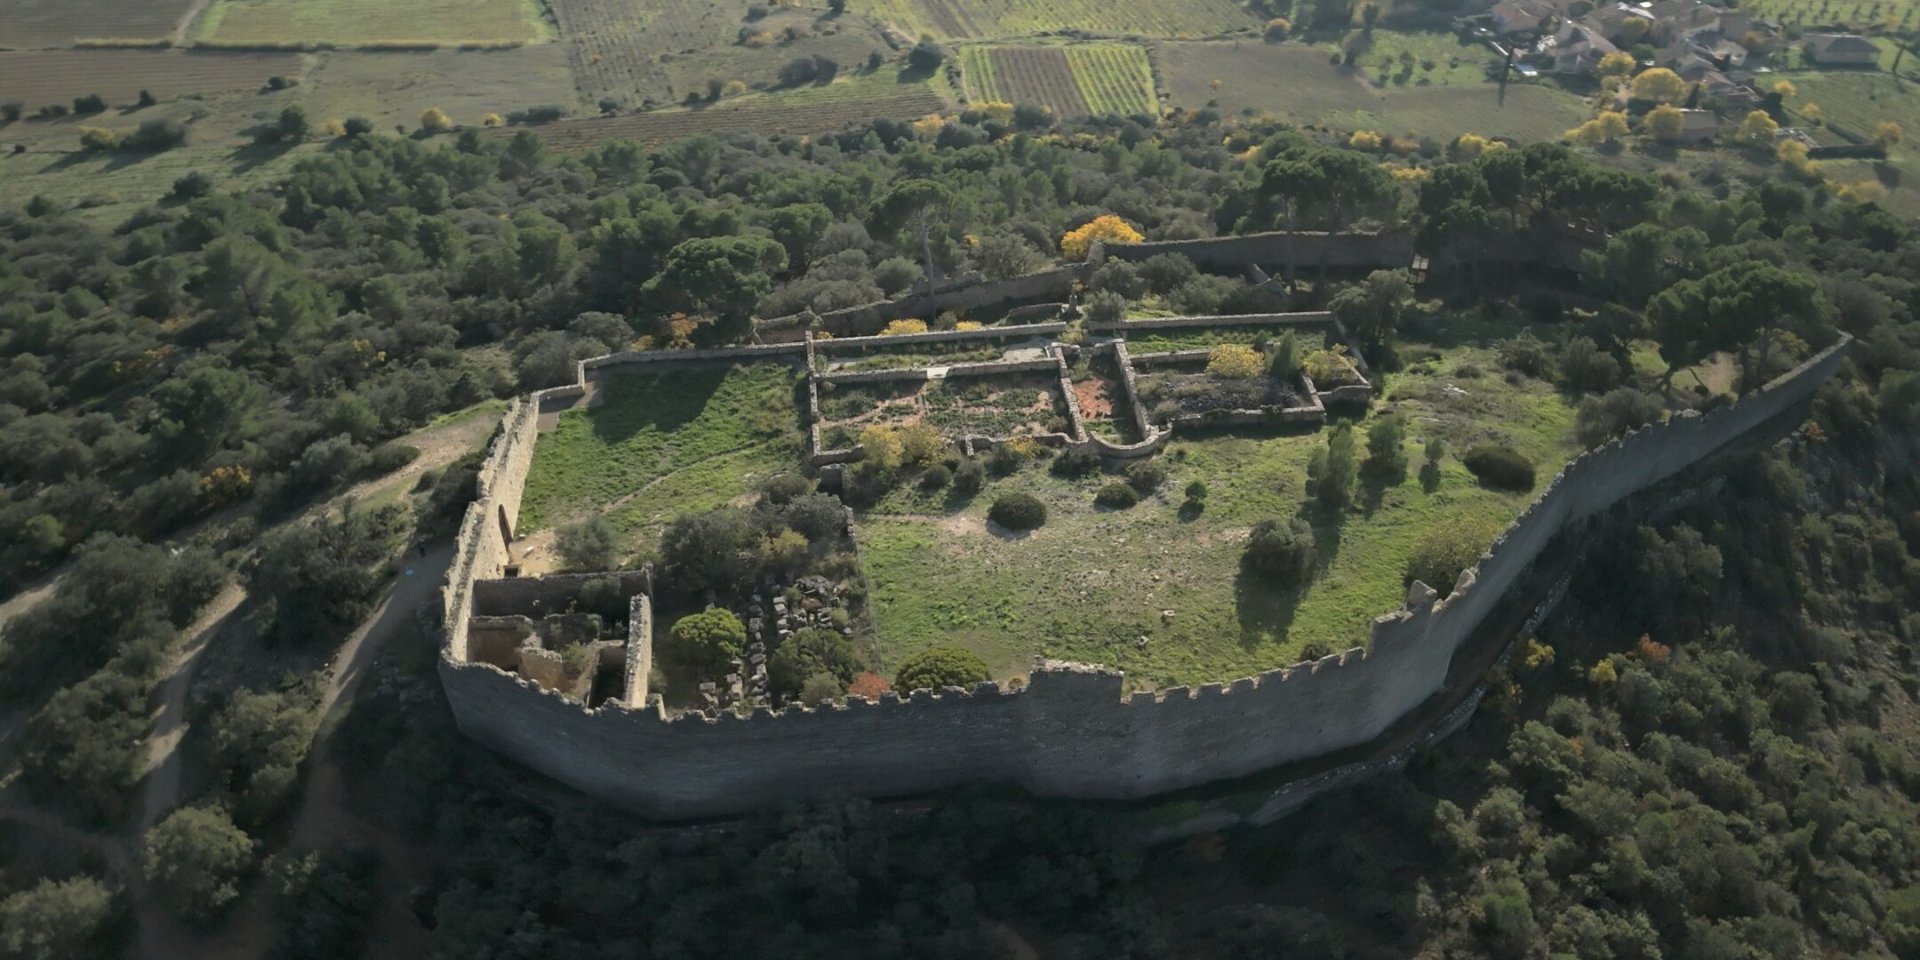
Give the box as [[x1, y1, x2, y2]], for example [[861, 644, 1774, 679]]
[[138, 582, 247, 833], [187, 544, 453, 960], [171, 0, 213, 46], [335, 411, 500, 508]]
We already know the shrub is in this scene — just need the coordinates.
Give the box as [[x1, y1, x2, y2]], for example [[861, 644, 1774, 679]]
[[1576, 388, 1664, 447], [1498, 333, 1554, 379], [1083, 289, 1128, 326], [1061, 214, 1143, 260], [419, 107, 453, 133], [1462, 444, 1535, 492], [1265, 16, 1291, 40], [1094, 481, 1139, 509], [847, 671, 890, 700], [78, 126, 120, 152], [480, 111, 505, 127], [1405, 522, 1499, 594], [1, 101, 21, 122], [668, 609, 746, 677], [1206, 344, 1264, 379], [894, 646, 990, 692], [1051, 447, 1101, 478], [800, 673, 844, 705], [881, 318, 928, 336], [907, 38, 945, 71], [73, 93, 107, 114], [1363, 414, 1407, 479], [897, 423, 944, 466], [952, 458, 985, 495], [1559, 336, 1622, 394], [988, 492, 1047, 530], [343, 116, 374, 136], [1184, 479, 1207, 501], [367, 442, 418, 476], [1307, 424, 1359, 509], [1244, 518, 1315, 585], [1269, 331, 1303, 379], [920, 464, 953, 489], [144, 805, 254, 921], [556, 516, 618, 572], [1088, 260, 1144, 298], [1137, 253, 1197, 295], [759, 473, 813, 505], [770, 627, 859, 698], [121, 116, 186, 151], [1125, 460, 1165, 494]]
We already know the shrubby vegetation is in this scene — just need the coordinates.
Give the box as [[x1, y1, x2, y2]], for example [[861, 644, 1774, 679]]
[[988, 492, 1048, 530], [894, 645, 991, 692]]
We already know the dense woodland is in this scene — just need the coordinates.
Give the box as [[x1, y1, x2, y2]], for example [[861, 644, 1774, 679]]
[[2, 104, 1919, 959]]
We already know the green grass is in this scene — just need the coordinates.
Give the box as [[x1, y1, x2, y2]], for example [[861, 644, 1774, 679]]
[[518, 363, 804, 534], [857, 341, 1580, 687], [1337, 29, 1497, 89], [1126, 326, 1324, 353]]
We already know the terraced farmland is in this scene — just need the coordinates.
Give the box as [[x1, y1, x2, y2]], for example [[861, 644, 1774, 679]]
[[962, 44, 1155, 117], [850, 0, 1251, 40], [494, 76, 950, 151]]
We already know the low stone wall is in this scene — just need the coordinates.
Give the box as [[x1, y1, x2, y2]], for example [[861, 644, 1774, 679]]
[[765, 265, 1083, 338], [1088, 312, 1332, 333], [581, 342, 807, 371], [440, 315, 1850, 820], [623, 594, 654, 708], [812, 321, 1068, 356], [472, 570, 652, 617], [1104, 232, 1417, 271]]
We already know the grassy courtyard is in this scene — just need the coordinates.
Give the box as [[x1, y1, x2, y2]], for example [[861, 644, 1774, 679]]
[[517, 363, 805, 539], [857, 340, 1580, 688]]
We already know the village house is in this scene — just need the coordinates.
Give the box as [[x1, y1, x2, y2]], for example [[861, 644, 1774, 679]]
[[1546, 21, 1620, 74], [1803, 33, 1880, 66], [1490, 0, 1555, 34]]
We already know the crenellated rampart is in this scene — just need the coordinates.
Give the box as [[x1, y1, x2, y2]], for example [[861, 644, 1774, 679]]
[[440, 302, 1850, 819]]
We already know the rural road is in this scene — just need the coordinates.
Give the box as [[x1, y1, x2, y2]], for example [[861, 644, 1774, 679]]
[[138, 582, 248, 833]]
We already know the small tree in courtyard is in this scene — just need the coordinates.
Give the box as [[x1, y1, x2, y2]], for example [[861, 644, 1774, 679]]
[[1244, 518, 1316, 587], [668, 609, 746, 677]]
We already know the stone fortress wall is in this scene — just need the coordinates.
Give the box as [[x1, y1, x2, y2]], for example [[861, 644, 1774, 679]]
[[439, 292, 1851, 817]]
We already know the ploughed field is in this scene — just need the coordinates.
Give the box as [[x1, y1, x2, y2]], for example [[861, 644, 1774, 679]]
[[0, 0, 196, 48], [190, 0, 550, 47]]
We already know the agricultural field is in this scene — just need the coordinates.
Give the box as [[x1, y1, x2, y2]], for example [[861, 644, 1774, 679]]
[[961, 43, 1156, 116], [548, 0, 744, 107], [1160, 39, 1588, 142], [857, 337, 1583, 686], [849, 0, 1253, 40], [0, 0, 195, 49], [0, 49, 302, 107], [1742, 0, 1920, 32], [493, 72, 951, 151], [1341, 29, 1499, 88], [190, 0, 551, 48], [1785, 69, 1920, 142], [517, 363, 806, 546], [299, 47, 580, 128]]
